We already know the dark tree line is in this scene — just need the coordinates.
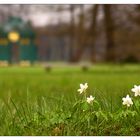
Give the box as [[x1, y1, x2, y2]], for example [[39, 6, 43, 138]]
[[68, 4, 140, 63], [0, 4, 140, 62]]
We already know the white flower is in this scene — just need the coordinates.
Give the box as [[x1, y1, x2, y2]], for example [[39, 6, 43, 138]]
[[122, 95, 133, 107], [131, 85, 140, 97], [87, 95, 95, 104], [77, 83, 88, 94]]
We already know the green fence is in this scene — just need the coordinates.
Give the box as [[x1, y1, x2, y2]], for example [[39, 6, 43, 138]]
[[0, 39, 11, 62], [19, 39, 37, 63], [0, 17, 37, 64]]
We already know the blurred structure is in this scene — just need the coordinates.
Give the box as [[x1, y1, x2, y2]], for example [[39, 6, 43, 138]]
[[0, 16, 37, 64], [0, 4, 140, 64]]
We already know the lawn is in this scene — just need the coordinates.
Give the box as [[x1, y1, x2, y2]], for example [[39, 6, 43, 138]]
[[0, 64, 139, 136]]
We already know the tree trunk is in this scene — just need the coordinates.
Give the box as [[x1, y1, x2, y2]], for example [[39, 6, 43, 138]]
[[69, 5, 75, 62], [73, 4, 85, 62], [103, 4, 116, 62], [89, 5, 99, 62], [74, 5, 99, 62]]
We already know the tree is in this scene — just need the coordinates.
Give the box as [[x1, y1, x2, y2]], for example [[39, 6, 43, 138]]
[[69, 5, 76, 62], [73, 4, 85, 62], [103, 4, 116, 62], [89, 4, 99, 62]]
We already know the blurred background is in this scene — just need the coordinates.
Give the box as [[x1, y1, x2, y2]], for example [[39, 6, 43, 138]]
[[0, 4, 140, 66]]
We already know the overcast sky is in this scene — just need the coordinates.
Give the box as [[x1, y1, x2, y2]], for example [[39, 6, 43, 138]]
[[26, 5, 92, 27], [0, 5, 93, 27], [28, 11, 70, 27]]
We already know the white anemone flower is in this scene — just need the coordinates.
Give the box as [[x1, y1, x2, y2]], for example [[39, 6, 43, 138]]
[[87, 95, 95, 104], [77, 83, 88, 94], [122, 95, 133, 107], [131, 85, 140, 97]]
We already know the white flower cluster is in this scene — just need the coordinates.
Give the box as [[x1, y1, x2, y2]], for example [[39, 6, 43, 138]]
[[122, 85, 140, 107], [131, 85, 140, 97], [77, 83, 139, 107], [87, 95, 95, 104], [77, 83, 88, 94], [77, 83, 140, 107], [122, 95, 133, 107], [77, 83, 95, 104]]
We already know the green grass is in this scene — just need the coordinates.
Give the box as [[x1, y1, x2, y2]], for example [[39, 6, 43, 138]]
[[0, 64, 139, 136]]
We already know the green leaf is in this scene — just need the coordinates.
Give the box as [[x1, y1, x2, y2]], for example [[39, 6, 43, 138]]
[[81, 101, 90, 111], [93, 100, 101, 111]]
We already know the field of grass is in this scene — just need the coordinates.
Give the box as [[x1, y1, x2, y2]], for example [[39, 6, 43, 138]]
[[0, 64, 139, 136]]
